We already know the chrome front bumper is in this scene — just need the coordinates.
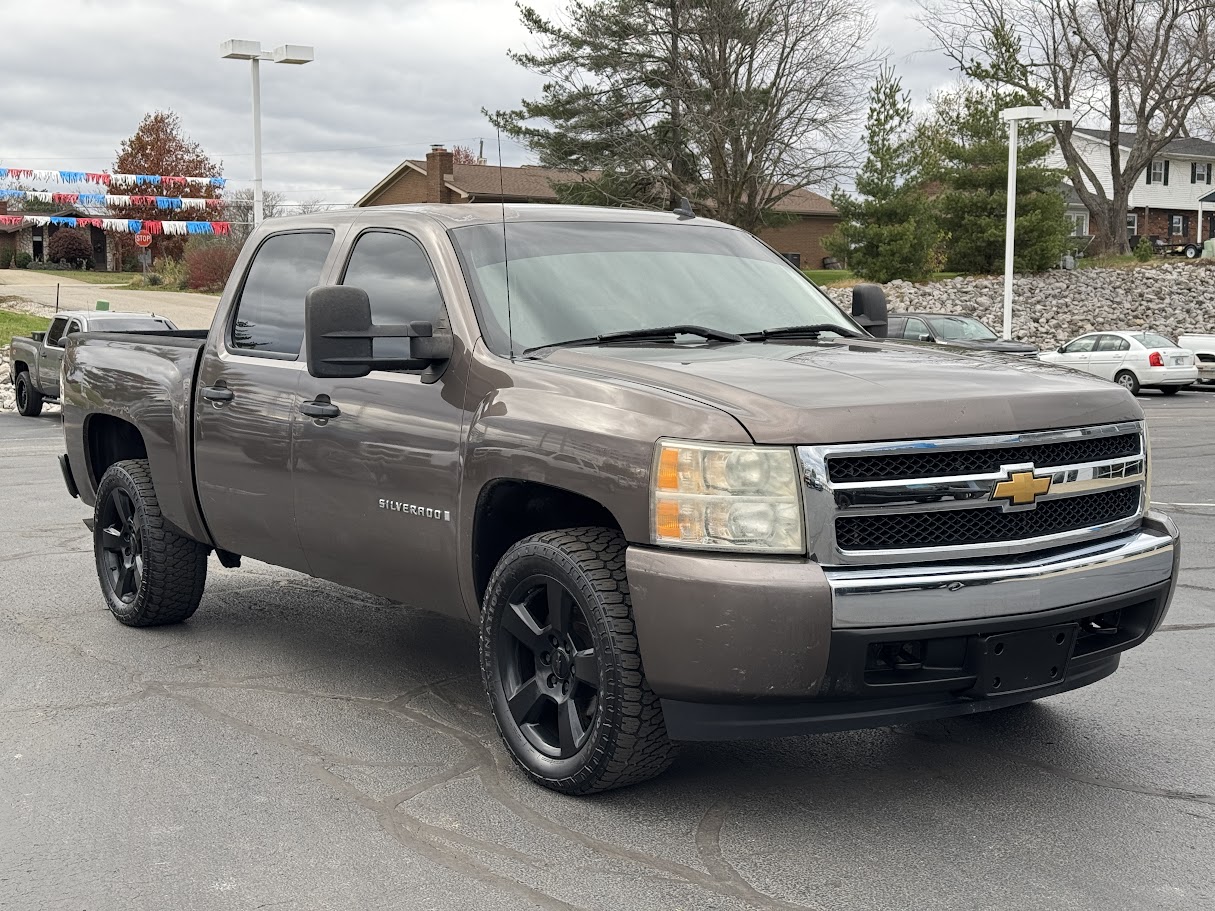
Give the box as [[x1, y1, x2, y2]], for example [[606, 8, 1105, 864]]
[[824, 512, 1179, 628]]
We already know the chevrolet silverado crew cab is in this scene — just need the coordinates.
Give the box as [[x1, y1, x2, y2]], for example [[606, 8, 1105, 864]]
[[58, 205, 1180, 794], [9, 309, 177, 416]]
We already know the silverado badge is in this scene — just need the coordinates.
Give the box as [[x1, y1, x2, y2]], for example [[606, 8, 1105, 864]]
[[992, 469, 1052, 508]]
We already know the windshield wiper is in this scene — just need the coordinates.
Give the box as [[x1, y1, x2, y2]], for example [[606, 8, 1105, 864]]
[[740, 323, 863, 340], [524, 325, 745, 356]]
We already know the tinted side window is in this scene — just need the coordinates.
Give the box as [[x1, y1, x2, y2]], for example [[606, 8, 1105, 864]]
[[45, 318, 68, 346], [340, 231, 445, 359], [1096, 335, 1125, 352], [1064, 336, 1096, 354], [886, 317, 906, 337], [230, 231, 333, 356], [904, 318, 929, 340]]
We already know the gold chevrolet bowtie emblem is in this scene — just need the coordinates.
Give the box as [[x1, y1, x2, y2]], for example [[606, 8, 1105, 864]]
[[992, 470, 1052, 507]]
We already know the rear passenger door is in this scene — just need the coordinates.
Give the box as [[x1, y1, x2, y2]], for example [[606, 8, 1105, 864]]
[[193, 229, 341, 570], [1088, 334, 1129, 381], [292, 229, 466, 613]]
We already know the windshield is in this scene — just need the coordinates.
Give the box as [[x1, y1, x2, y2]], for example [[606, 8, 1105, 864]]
[[925, 315, 997, 341], [1130, 332, 1176, 349], [450, 220, 859, 354], [94, 318, 172, 332]]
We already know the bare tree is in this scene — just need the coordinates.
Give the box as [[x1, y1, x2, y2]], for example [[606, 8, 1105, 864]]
[[492, 0, 877, 233], [919, 0, 1215, 253]]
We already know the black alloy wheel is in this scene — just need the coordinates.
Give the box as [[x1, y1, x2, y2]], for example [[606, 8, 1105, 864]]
[[15, 371, 43, 417], [497, 573, 600, 759], [99, 487, 145, 603]]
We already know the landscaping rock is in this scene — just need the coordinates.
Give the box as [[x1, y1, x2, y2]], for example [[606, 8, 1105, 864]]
[[824, 262, 1215, 348]]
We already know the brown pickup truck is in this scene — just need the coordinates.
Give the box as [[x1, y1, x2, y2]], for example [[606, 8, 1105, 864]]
[[59, 205, 1180, 794]]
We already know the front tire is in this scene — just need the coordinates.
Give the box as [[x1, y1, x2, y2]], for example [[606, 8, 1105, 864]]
[[1115, 370, 1140, 395], [1160, 386, 1181, 396], [480, 527, 674, 794], [94, 459, 209, 626], [1184, 245, 1200, 259], [15, 371, 43, 417]]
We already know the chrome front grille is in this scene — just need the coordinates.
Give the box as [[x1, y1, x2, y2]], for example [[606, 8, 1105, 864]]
[[800, 423, 1147, 567]]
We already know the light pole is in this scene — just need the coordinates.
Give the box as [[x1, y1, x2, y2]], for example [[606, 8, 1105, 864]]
[[999, 105, 1073, 340], [220, 40, 315, 227]]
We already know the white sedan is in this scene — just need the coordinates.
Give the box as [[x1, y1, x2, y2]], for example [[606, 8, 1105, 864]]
[[1039, 330, 1199, 396]]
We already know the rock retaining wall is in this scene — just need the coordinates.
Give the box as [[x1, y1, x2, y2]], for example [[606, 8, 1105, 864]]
[[824, 262, 1215, 348]]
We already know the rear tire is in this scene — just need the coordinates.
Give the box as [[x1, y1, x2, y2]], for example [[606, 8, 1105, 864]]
[[15, 371, 43, 417], [1160, 386, 1181, 396], [480, 527, 675, 794], [1184, 245, 1200, 259], [94, 459, 208, 626], [1114, 370, 1140, 395]]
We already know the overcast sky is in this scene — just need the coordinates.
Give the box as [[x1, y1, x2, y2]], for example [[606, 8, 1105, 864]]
[[1, 0, 957, 207]]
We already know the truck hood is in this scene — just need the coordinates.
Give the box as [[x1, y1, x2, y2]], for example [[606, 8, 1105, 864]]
[[539, 340, 1142, 444], [936, 338, 1039, 355]]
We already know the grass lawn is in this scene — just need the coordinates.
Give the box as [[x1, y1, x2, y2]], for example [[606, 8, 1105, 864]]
[[16, 269, 139, 285], [0, 309, 51, 349]]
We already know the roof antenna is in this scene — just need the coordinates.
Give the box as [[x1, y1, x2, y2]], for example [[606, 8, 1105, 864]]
[[497, 127, 514, 361], [673, 196, 695, 219]]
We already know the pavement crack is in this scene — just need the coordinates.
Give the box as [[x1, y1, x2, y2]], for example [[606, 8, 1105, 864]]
[[1156, 622, 1215, 631]]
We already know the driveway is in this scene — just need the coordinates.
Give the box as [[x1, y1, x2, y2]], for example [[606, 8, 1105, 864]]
[[0, 270, 219, 329], [1, 393, 1213, 910]]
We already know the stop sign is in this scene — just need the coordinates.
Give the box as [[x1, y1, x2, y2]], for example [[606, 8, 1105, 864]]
[[134, 232, 152, 248]]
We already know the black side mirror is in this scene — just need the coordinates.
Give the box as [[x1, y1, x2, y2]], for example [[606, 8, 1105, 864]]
[[304, 285, 453, 383], [851, 284, 888, 338]]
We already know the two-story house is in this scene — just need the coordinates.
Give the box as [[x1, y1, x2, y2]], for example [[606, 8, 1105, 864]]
[[1050, 128, 1215, 251]]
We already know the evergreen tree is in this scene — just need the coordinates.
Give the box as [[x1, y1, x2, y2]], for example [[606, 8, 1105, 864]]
[[824, 67, 938, 283], [927, 86, 1069, 274]]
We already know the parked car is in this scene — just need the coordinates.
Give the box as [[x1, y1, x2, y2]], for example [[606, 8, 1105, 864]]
[[1178, 334, 1215, 384], [57, 205, 1178, 794], [887, 312, 1038, 355], [1039, 330, 1198, 395], [8, 310, 178, 416]]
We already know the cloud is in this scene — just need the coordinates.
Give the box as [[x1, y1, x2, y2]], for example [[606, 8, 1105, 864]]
[[1, 0, 957, 206]]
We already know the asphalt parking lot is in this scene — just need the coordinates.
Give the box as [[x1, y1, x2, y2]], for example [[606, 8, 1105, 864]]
[[2, 389, 1213, 911]]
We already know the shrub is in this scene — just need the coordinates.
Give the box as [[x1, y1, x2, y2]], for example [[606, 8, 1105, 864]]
[[151, 256, 188, 290], [1134, 235, 1155, 262], [47, 228, 93, 266], [145, 272, 163, 287], [14, 251, 32, 269], [1, 251, 10, 269], [184, 238, 240, 292]]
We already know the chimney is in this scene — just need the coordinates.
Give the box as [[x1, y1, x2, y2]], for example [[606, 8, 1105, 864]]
[[425, 144, 455, 204]]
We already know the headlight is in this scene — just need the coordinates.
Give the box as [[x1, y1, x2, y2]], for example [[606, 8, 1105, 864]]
[[650, 440, 805, 553]]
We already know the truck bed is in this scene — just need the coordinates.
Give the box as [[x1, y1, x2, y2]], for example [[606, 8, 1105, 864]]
[[61, 330, 212, 544]]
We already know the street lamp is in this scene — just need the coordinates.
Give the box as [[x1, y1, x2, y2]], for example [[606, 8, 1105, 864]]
[[999, 105, 1073, 340], [220, 39, 315, 227]]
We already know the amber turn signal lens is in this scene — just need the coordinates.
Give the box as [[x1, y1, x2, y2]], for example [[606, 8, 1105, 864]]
[[654, 499, 681, 539], [656, 446, 680, 491]]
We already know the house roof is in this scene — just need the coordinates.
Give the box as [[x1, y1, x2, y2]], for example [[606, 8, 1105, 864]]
[[357, 158, 837, 215], [1073, 128, 1215, 159]]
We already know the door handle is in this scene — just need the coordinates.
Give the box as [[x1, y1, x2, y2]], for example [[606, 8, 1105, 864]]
[[299, 399, 340, 419], [202, 385, 234, 402]]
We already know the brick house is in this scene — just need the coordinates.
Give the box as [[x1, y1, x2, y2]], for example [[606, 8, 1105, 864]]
[[1049, 129, 1215, 247], [0, 201, 111, 268], [356, 146, 841, 268]]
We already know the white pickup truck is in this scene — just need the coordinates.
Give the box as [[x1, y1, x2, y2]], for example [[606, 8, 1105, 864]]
[[1179, 334, 1215, 384]]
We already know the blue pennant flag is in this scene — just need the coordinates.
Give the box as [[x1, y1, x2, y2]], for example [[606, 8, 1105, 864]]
[[186, 221, 213, 234], [209, 177, 226, 188], [58, 171, 87, 184], [156, 196, 183, 210], [127, 220, 143, 233], [78, 193, 107, 206], [0, 168, 7, 179], [0, 188, 21, 199], [50, 217, 78, 227], [135, 175, 161, 186]]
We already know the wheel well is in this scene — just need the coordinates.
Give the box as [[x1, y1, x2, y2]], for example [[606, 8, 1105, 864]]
[[13, 360, 29, 377], [472, 480, 621, 604], [86, 415, 148, 488]]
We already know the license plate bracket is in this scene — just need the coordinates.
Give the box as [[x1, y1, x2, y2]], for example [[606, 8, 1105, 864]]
[[971, 623, 1078, 697]]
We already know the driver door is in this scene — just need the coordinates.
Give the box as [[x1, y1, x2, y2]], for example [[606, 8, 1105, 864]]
[[1055, 335, 1097, 375], [38, 316, 74, 397]]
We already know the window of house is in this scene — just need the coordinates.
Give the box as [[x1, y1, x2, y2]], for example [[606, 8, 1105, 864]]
[[1194, 162, 1212, 184], [1150, 160, 1166, 183], [1170, 215, 1185, 237], [340, 230, 446, 360], [1126, 213, 1138, 235], [228, 231, 333, 356], [1066, 212, 1089, 236]]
